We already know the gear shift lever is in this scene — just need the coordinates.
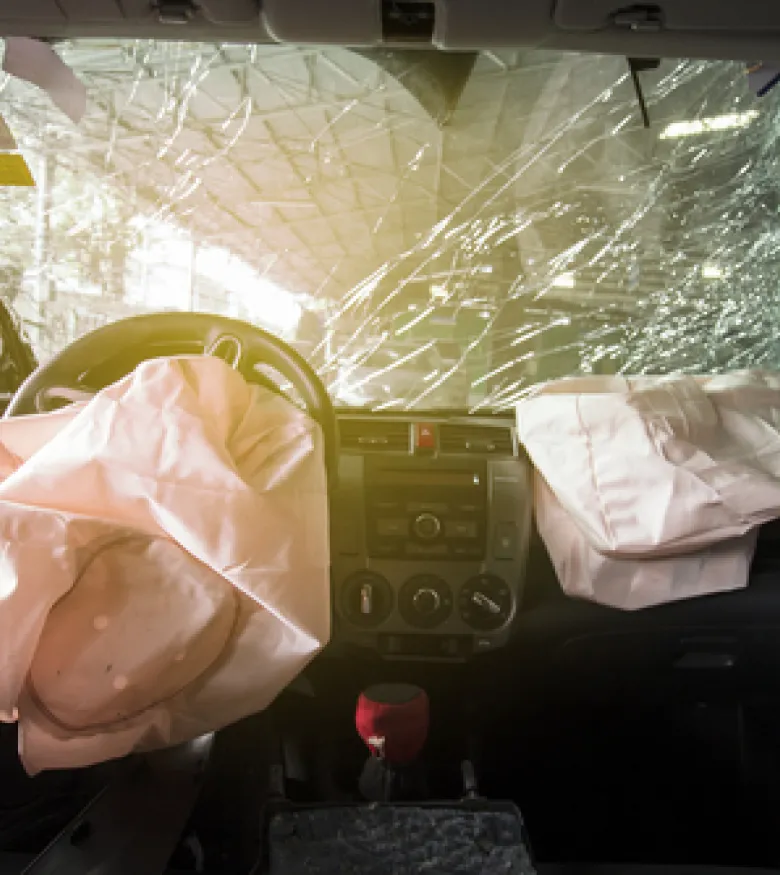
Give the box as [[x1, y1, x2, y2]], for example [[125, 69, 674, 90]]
[[355, 684, 429, 801]]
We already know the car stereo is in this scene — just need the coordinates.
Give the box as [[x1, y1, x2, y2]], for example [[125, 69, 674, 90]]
[[330, 418, 532, 660], [364, 457, 488, 561]]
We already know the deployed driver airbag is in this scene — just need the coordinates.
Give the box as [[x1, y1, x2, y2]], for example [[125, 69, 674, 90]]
[[0, 356, 330, 773]]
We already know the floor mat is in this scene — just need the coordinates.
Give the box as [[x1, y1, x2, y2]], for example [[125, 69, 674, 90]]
[[267, 803, 535, 874]]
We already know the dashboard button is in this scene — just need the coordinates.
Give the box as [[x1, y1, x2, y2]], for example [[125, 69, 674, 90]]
[[382, 635, 404, 655], [333, 519, 359, 555], [406, 542, 448, 557], [376, 517, 408, 537], [493, 522, 517, 559], [407, 502, 450, 514], [415, 422, 436, 451], [445, 519, 478, 539], [453, 545, 483, 558]]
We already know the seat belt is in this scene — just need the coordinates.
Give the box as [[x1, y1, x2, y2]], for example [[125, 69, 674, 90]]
[[22, 735, 213, 875]]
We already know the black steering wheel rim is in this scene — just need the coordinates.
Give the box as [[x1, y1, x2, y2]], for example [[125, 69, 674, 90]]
[[5, 312, 339, 484]]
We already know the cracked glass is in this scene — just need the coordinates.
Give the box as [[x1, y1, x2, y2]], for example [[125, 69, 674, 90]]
[[0, 43, 775, 410]]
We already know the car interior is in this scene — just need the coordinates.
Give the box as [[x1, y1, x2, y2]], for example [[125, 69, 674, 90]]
[[2, 1, 780, 874]]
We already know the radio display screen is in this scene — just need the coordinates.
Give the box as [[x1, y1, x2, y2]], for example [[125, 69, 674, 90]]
[[375, 470, 480, 488]]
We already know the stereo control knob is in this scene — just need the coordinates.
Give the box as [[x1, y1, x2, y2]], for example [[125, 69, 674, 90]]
[[413, 512, 441, 540], [412, 587, 441, 616]]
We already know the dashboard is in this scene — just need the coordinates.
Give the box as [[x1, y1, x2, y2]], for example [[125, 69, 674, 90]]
[[330, 414, 532, 661]]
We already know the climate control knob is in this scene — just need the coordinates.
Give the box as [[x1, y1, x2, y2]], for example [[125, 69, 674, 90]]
[[399, 575, 452, 629], [340, 571, 393, 628], [412, 587, 441, 616], [413, 512, 442, 540], [459, 575, 513, 631]]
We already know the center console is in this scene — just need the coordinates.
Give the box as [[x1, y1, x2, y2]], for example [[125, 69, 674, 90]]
[[330, 416, 532, 660]]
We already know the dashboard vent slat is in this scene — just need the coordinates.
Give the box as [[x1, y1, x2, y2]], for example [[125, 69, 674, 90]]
[[339, 419, 410, 453], [439, 424, 514, 456]]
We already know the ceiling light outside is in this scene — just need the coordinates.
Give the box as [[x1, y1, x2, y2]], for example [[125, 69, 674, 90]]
[[659, 111, 758, 139], [702, 263, 724, 280], [552, 272, 576, 289]]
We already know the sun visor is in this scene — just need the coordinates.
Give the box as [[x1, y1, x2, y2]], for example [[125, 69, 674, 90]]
[[40, 0, 259, 24], [554, 0, 780, 34], [2, 37, 87, 124], [0, 0, 65, 25], [265, 0, 381, 44]]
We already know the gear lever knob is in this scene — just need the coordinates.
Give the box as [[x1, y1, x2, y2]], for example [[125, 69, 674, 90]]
[[355, 683, 429, 766]]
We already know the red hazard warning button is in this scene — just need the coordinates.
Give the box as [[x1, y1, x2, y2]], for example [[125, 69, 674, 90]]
[[415, 422, 436, 451]]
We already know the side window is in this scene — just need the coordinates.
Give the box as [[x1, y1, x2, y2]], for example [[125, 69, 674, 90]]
[[0, 301, 36, 409]]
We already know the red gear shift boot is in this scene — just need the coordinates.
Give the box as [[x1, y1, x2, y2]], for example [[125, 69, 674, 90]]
[[355, 684, 430, 801], [356, 684, 429, 764]]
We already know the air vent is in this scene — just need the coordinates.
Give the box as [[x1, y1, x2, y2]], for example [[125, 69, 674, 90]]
[[339, 419, 410, 453], [439, 424, 514, 456]]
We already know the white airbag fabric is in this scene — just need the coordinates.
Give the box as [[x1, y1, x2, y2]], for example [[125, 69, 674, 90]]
[[517, 372, 780, 610], [0, 356, 330, 773]]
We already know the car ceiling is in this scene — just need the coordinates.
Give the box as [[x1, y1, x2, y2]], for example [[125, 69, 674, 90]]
[[0, 1, 779, 61]]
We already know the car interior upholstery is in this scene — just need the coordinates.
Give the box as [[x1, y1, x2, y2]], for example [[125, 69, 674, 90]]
[[1, 1, 780, 874]]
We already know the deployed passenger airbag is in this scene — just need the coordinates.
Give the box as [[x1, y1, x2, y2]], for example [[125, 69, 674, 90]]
[[517, 372, 780, 609]]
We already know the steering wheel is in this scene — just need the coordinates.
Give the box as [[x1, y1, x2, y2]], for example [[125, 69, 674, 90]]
[[5, 312, 339, 484]]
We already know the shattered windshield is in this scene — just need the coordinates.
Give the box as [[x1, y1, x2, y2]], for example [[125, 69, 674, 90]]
[[0, 43, 776, 410]]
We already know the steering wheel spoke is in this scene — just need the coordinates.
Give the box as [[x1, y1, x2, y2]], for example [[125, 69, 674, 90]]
[[35, 385, 95, 413], [205, 333, 246, 372]]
